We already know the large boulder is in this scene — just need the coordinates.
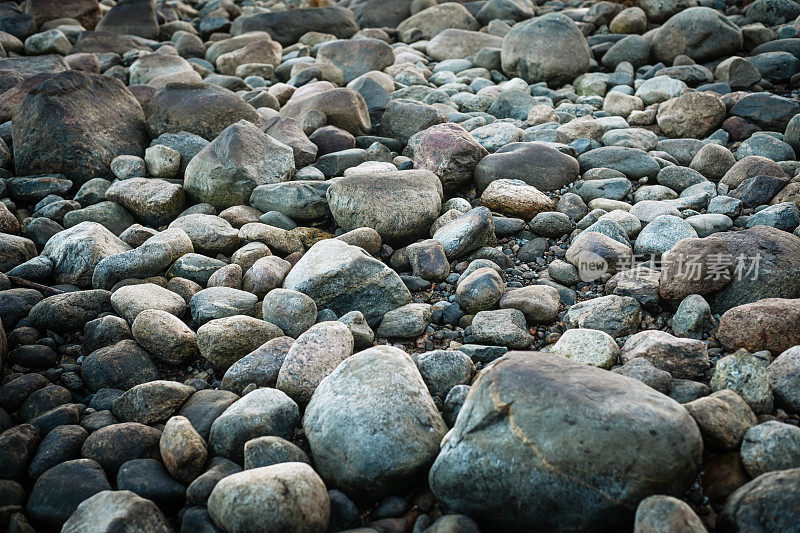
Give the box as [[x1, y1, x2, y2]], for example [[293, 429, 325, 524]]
[[719, 468, 800, 532], [656, 92, 727, 139], [653, 7, 743, 64], [304, 346, 447, 499], [429, 352, 703, 531], [501, 13, 591, 85], [283, 239, 411, 325], [146, 82, 260, 140], [231, 7, 359, 46], [327, 170, 442, 243], [13, 71, 147, 183], [474, 142, 580, 192], [184, 120, 294, 209]]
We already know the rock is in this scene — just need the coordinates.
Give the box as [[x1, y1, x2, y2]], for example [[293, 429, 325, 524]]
[[283, 238, 411, 325], [579, 146, 660, 180], [429, 352, 703, 531], [433, 207, 496, 260], [104, 178, 184, 227], [375, 303, 432, 339], [243, 256, 292, 298], [209, 388, 299, 464], [160, 415, 207, 485], [276, 321, 354, 405], [243, 435, 308, 469], [769, 346, 800, 413], [564, 295, 641, 338], [634, 215, 698, 256], [740, 421, 800, 478], [719, 468, 800, 532], [406, 239, 450, 282], [656, 92, 726, 139], [13, 71, 146, 183], [116, 458, 186, 511], [131, 309, 198, 365], [471, 308, 533, 349], [28, 425, 88, 479], [231, 7, 359, 46], [216, 39, 282, 77], [684, 390, 757, 450], [260, 289, 317, 339], [474, 142, 580, 192], [190, 287, 258, 325], [81, 340, 159, 392], [717, 298, 800, 356], [147, 82, 260, 141], [260, 117, 317, 168], [95, 0, 158, 39], [480, 179, 554, 219], [61, 490, 170, 533], [304, 346, 447, 499], [730, 92, 800, 132], [81, 422, 162, 474], [185, 120, 294, 209], [501, 13, 590, 85], [550, 328, 619, 368], [673, 294, 717, 339], [706, 226, 800, 314], [499, 285, 560, 324], [427, 29, 504, 61], [659, 237, 734, 300], [455, 267, 505, 314], [654, 7, 743, 64], [279, 88, 370, 137], [414, 350, 474, 400], [250, 181, 329, 223], [711, 352, 773, 414], [27, 290, 111, 332], [112, 380, 194, 425], [633, 495, 706, 533], [110, 283, 186, 324], [26, 458, 111, 529], [413, 123, 488, 191], [221, 336, 293, 395], [208, 463, 329, 533], [41, 221, 130, 287], [715, 56, 762, 89], [197, 315, 283, 370], [396, 2, 478, 41], [620, 330, 709, 379], [317, 38, 393, 84]]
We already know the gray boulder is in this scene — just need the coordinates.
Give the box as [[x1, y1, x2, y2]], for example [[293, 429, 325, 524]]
[[429, 352, 703, 531]]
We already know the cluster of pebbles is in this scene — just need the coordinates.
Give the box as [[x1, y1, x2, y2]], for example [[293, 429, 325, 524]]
[[2, 0, 800, 531]]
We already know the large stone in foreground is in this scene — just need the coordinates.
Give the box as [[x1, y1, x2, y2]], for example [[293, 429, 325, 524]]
[[304, 346, 447, 500], [283, 239, 411, 325], [327, 170, 442, 243], [61, 490, 170, 533], [474, 142, 580, 192], [13, 70, 147, 182], [716, 298, 800, 355], [208, 463, 330, 533], [429, 352, 703, 531]]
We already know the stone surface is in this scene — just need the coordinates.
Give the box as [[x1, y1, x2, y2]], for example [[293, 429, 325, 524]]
[[429, 352, 703, 531]]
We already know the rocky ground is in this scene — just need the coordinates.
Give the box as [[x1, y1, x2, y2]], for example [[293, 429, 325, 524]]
[[1, 0, 800, 531]]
